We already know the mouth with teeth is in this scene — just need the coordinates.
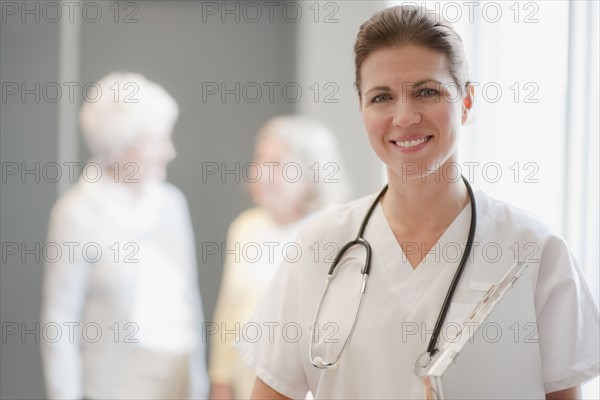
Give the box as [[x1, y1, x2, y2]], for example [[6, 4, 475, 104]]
[[391, 135, 433, 150]]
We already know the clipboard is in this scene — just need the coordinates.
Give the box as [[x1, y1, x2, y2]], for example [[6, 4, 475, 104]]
[[425, 262, 545, 399]]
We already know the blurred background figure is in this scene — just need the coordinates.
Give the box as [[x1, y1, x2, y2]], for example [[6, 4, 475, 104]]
[[209, 116, 350, 399], [40, 72, 209, 399]]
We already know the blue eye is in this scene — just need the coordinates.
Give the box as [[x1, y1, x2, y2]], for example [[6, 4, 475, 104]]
[[417, 88, 440, 98], [370, 93, 392, 104]]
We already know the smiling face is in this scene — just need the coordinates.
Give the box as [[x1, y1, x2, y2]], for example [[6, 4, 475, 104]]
[[360, 45, 472, 182]]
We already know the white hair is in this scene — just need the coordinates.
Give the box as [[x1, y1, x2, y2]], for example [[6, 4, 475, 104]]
[[257, 115, 352, 212], [79, 72, 179, 162]]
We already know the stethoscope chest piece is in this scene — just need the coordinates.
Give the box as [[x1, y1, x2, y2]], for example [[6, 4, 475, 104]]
[[309, 176, 477, 372], [414, 350, 436, 377]]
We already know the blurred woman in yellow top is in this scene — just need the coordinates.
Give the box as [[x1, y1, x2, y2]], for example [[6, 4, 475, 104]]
[[209, 116, 349, 399]]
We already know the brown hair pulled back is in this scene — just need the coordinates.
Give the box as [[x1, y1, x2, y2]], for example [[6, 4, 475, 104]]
[[354, 5, 469, 98]]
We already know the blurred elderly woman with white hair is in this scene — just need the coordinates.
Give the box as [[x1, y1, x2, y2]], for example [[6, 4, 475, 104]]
[[209, 116, 350, 400], [40, 72, 209, 399]]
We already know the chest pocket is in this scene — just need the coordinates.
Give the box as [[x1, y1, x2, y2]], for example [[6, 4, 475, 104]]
[[441, 281, 496, 346]]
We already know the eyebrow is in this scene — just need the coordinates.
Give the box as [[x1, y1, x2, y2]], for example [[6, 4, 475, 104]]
[[412, 79, 441, 87], [363, 79, 441, 96]]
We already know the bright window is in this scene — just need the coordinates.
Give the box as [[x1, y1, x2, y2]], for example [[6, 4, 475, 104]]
[[386, 1, 599, 396]]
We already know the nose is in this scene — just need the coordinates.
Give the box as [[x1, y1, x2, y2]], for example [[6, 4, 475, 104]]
[[392, 101, 421, 128]]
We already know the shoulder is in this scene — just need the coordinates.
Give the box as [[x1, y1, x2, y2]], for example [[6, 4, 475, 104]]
[[148, 181, 195, 222], [48, 181, 92, 226], [159, 181, 189, 207], [474, 189, 578, 286], [475, 189, 561, 244], [225, 207, 271, 240], [230, 207, 270, 228], [295, 192, 381, 244]]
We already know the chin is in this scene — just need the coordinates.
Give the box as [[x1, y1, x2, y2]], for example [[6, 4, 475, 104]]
[[154, 168, 168, 180], [144, 172, 166, 183], [386, 162, 429, 182]]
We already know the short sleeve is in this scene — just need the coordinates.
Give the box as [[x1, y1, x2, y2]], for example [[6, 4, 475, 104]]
[[232, 239, 310, 399], [535, 234, 600, 393], [175, 191, 210, 400]]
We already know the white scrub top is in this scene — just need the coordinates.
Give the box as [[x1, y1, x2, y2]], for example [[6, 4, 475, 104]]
[[40, 175, 209, 399], [234, 188, 600, 399]]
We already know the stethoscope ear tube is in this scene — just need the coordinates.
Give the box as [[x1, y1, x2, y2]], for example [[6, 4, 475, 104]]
[[309, 267, 370, 369], [327, 238, 371, 276], [311, 236, 373, 368], [422, 176, 477, 367], [310, 177, 476, 373], [310, 274, 334, 369]]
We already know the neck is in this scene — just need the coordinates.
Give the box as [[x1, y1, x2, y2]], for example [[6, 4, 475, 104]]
[[382, 167, 470, 235], [104, 166, 145, 198]]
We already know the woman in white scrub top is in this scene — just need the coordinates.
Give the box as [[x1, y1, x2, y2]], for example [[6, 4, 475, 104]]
[[235, 6, 600, 400]]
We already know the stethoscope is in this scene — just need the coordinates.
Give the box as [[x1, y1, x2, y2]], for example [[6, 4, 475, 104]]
[[309, 175, 477, 376]]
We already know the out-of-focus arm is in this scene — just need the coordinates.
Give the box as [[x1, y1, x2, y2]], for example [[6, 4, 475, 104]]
[[177, 192, 210, 400], [545, 386, 580, 400], [208, 218, 244, 391], [39, 200, 91, 400], [251, 378, 291, 400]]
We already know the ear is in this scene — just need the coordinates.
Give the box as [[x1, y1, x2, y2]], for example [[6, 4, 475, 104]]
[[461, 83, 474, 124]]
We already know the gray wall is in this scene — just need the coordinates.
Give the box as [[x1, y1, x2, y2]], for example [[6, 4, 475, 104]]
[[1, 1, 384, 398], [1, 12, 61, 400], [1, 2, 296, 398], [295, 1, 387, 194]]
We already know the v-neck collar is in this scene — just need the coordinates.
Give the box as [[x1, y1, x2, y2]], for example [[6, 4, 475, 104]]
[[364, 196, 473, 310]]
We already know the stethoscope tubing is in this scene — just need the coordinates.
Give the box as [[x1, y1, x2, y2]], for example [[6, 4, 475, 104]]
[[309, 176, 476, 371], [426, 175, 477, 356]]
